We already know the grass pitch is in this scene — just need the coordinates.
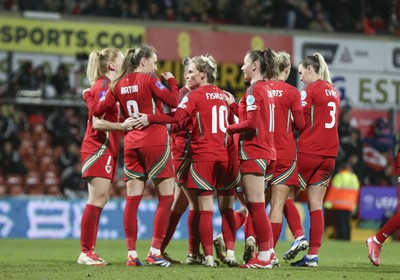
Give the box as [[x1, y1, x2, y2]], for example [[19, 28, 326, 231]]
[[1, 239, 400, 279]]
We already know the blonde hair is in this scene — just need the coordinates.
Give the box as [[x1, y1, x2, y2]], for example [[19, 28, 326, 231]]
[[300, 52, 332, 84], [86, 48, 120, 84], [111, 44, 156, 88], [276, 51, 291, 73], [182, 57, 191, 72], [191, 54, 217, 83]]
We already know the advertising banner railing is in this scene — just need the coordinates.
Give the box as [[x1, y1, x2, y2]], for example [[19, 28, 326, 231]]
[[359, 186, 398, 220], [0, 17, 144, 55], [0, 198, 310, 240]]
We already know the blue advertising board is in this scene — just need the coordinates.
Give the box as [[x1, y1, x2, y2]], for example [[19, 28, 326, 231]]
[[0, 198, 310, 240], [359, 186, 398, 220]]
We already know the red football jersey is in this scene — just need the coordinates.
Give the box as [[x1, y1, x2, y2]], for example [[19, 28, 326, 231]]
[[180, 85, 235, 162], [81, 76, 120, 157], [171, 86, 192, 161], [228, 80, 276, 160], [298, 79, 340, 157], [88, 72, 179, 150], [396, 150, 400, 177], [267, 80, 304, 160]]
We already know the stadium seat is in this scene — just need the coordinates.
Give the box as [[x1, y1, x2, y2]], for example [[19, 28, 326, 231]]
[[43, 175, 62, 196], [25, 171, 44, 196], [0, 182, 6, 196], [5, 174, 25, 196]]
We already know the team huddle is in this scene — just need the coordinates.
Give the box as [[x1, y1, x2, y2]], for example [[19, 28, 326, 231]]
[[77, 43, 396, 269]]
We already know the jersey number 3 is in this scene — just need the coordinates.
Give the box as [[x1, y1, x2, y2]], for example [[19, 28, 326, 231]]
[[325, 101, 336, 129]]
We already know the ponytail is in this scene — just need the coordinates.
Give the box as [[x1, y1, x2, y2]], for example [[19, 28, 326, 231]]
[[247, 48, 278, 79], [111, 45, 156, 88], [314, 53, 332, 84], [300, 52, 332, 84], [86, 48, 120, 84]]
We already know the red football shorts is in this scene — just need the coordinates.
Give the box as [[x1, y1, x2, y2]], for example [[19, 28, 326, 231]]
[[124, 145, 174, 180], [240, 158, 275, 178], [174, 157, 191, 185], [186, 160, 240, 195], [297, 153, 335, 189], [270, 159, 298, 187], [81, 153, 117, 181]]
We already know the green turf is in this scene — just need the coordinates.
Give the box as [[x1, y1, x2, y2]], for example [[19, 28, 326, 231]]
[[0, 239, 399, 279]]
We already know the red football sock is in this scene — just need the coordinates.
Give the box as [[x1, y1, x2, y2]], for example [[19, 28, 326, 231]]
[[271, 222, 282, 248], [161, 211, 183, 253], [246, 202, 271, 251], [199, 210, 213, 256], [376, 211, 400, 243], [309, 209, 324, 255], [188, 210, 200, 255], [284, 199, 304, 239], [234, 211, 246, 231], [221, 208, 236, 250], [80, 204, 102, 253], [244, 213, 255, 240], [152, 194, 174, 250], [124, 195, 142, 251]]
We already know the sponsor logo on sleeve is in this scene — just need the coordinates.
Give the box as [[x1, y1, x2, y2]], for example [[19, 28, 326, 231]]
[[156, 80, 166, 90], [300, 90, 307, 107], [99, 90, 106, 101], [246, 95, 257, 111]]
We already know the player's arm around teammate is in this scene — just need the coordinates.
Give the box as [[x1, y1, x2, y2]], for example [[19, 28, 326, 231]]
[[78, 48, 129, 266]]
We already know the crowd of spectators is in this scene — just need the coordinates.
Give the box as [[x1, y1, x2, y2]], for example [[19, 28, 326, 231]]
[[336, 106, 397, 187], [1, 0, 400, 36], [0, 103, 158, 198], [6, 61, 73, 99]]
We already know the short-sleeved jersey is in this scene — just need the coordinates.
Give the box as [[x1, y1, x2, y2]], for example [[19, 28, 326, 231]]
[[298, 79, 340, 157], [171, 86, 192, 161], [179, 85, 235, 162], [267, 80, 302, 160], [98, 72, 179, 150], [232, 81, 276, 160], [81, 76, 120, 157]]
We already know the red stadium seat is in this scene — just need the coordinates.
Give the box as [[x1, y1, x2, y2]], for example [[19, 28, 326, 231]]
[[25, 171, 44, 196], [5, 174, 25, 196]]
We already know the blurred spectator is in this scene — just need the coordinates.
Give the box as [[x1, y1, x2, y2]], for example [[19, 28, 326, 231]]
[[364, 161, 397, 186], [143, 1, 165, 20], [325, 0, 363, 33], [122, 0, 144, 19], [236, 0, 264, 26], [11, 61, 36, 92], [0, 141, 27, 177], [2, 0, 399, 36], [59, 141, 80, 170], [50, 64, 72, 98], [3, 0, 18, 11], [308, 1, 334, 32], [60, 162, 87, 198], [324, 163, 360, 240], [364, 118, 395, 154]]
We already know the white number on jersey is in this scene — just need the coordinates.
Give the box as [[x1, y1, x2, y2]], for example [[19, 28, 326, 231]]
[[325, 101, 336, 129], [211, 105, 228, 133]]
